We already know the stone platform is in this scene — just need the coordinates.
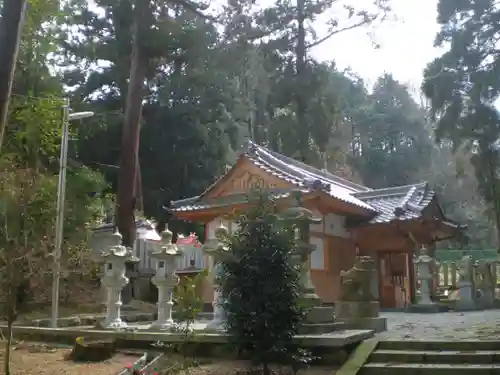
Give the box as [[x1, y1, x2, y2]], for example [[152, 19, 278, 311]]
[[0, 324, 374, 349], [406, 303, 448, 313]]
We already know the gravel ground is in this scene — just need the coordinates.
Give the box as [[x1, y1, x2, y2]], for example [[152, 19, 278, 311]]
[[378, 310, 500, 340]]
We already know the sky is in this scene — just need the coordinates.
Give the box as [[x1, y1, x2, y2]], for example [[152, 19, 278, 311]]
[[309, 0, 444, 93]]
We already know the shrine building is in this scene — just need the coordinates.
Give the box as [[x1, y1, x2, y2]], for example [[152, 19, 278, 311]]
[[170, 141, 463, 309]]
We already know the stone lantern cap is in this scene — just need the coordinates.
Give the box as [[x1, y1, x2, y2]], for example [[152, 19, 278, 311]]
[[151, 226, 183, 260], [276, 190, 322, 224], [414, 245, 435, 264], [203, 223, 231, 261], [97, 230, 139, 263]]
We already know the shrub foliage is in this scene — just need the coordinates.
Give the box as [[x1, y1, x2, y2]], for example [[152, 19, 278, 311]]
[[222, 196, 305, 373]]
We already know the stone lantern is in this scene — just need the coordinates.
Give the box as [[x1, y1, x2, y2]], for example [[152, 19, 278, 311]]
[[413, 245, 437, 306], [202, 223, 231, 331], [149, 226, 183, 331], [277, 190, 322, 305], [456, 255, 476, 310], [96, 230, 139, 329]]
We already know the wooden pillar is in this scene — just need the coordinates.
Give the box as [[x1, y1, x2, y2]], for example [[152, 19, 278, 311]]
[[450, 262, 457, 288], [443, 263, 449, 287], [407, 250, 416, 304], [491, 262, 497, 288]]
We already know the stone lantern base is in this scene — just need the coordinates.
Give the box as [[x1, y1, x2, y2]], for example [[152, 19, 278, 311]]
[[204, 319, 225, 332], [299, 305, 336, 334], [100, 318, 128, 330], [148, 321, 178, 331], [334, 300, 387, 333]]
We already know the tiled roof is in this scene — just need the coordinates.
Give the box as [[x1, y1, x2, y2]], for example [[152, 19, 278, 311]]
[[170, 189, 306, 212], [353, 182, 434, 224], [92, 218, 157, 232], [244, 141, 375, 211], [170, 141, 441, 225]]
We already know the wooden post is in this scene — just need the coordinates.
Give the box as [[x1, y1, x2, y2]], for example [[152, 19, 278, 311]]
[[492, 262, 497, 288], [451, 262, 457, 288], [443, 263, 449, 287]]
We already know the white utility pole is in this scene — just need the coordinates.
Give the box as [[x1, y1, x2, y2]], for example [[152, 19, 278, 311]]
[[50, 98, 94, 328]]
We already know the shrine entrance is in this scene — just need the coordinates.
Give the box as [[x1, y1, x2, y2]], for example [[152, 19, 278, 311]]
[[378, 251, 413, 308]]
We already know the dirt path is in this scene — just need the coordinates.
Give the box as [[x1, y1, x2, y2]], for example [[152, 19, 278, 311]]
[[0, 342, 140, 375]]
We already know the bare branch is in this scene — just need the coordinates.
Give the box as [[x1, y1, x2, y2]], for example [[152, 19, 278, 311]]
[[166, 0, 219, 22], [305, 19, 369, 49]]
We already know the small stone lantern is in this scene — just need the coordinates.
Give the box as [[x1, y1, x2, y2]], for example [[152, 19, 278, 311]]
[[413, 245, 437, 306], [277, 190, 322, 305], [457, 255, 476, 309], [97, 230, 139, 329], [203, 223, 231, 331], [149, 226, 183, 331]]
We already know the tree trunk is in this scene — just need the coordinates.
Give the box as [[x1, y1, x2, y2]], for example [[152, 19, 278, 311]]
[[135, 157, 144, 213], [115, 0, 149, 303], [116, 0, 149, 248], [4, 319, 13, 375], [0, 0, 28, 152], [295, 0, 308, 163], [486, 150, 500, 252], [3, 282, 16, 375]]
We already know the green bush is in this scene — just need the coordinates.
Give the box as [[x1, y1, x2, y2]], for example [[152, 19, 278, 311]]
[[221, 195, 306, 374]]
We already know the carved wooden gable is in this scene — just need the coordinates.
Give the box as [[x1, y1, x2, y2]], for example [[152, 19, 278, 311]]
[[208, 158, 290, 198], [212, 171, 275, 197]]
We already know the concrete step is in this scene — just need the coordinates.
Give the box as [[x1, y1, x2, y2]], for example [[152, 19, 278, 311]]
[[360, 363, 500, 375], [378, 340, 500, 352], [370, 349, 500, 364]]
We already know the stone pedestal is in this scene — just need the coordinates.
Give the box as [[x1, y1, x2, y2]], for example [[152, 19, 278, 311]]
[[203, 225, 231, 332], [334, 256, 387, 332], [299, 305, 336, 334], [334, 301, 387, 333], [149, 227, 183, 331], [206, 287, 225, 331]]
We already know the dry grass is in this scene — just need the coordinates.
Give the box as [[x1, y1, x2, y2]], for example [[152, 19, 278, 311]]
[[18, 304, 104, 321], [173, 360, 337, 375], [0, 341, 139, 375]]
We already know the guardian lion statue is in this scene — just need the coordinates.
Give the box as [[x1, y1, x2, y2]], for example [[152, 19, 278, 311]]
[[339, 256, 375, 302]]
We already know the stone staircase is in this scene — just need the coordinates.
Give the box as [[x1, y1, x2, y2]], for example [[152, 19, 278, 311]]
[[359, 340, 500, 374]]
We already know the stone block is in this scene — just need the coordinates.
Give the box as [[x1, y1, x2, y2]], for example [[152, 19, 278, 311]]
[[335, 300, 380, 319], [304, 306, 334, 323]]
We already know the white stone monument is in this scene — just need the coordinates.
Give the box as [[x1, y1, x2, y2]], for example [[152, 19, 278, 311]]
[[148, 226, 183, 330], [97, 230, 139, 329], [456, 255, 476, 310], [203, 223, 231, 331], [413, 245, 437, 307]]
